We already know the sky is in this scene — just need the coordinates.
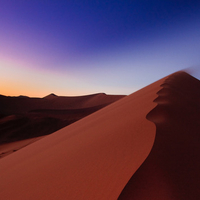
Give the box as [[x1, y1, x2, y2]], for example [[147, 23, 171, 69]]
[[0, 0, 200, 97]]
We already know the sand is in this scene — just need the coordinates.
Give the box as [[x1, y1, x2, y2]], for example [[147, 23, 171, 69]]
[[0, 71, 199, 199], [118, 71, 200, 200]]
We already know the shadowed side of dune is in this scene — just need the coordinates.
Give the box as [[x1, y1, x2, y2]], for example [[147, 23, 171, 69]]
[[0, 105, 107, 144], [0, 93, 126, 115], [118, 71, 200, 200]]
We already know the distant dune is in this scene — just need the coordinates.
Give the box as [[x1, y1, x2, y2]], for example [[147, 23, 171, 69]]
[[0, 93, 125, 158], [0, 92, 125, 114], [0, 71, 200, 199]]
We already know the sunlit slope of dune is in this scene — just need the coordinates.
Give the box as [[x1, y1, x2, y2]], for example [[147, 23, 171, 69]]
[[0, 76, 166, 199], [118, 71, 200, 200]]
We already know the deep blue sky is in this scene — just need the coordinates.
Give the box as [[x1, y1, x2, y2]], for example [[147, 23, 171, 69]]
[[0, 0, 200, 96]]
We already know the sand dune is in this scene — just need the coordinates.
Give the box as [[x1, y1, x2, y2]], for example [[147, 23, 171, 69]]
[[0, 71, 199, 199], [0, 75, 164, 199], [118, 71, 200, 199]]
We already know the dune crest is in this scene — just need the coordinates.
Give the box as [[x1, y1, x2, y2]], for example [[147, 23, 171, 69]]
[[118, 71, 200, 199], [0, 75, 166, 199]]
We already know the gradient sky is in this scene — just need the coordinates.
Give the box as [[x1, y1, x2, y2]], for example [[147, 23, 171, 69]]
[[0, 0, 200, 97]]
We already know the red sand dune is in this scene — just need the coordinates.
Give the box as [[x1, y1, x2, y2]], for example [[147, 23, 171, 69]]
[[118, 71, 200, 200], [0, 71, 199, 199]]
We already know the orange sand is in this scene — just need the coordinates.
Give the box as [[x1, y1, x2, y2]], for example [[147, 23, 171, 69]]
[[0, 76, 165, 199]]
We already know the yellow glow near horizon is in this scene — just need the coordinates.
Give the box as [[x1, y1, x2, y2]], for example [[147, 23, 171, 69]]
[[0, 58, 130, 97], [0, 59, 83, 97]]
